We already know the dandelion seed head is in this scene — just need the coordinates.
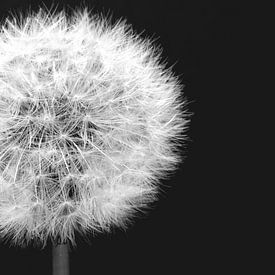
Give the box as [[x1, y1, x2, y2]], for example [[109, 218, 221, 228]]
[[0, 7, 189, 247]]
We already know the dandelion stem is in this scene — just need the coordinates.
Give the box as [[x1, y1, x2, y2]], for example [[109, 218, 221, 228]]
[[52, 242, 70, 275]]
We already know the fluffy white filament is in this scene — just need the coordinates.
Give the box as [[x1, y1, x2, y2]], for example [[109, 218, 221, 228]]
[[0, 8, 188, 247]]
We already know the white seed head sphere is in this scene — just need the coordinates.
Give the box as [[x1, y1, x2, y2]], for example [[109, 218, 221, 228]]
[[0, 8, 188, 247]]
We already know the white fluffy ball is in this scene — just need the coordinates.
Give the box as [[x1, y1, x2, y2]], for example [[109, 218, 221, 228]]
[[0, 8, 188, 247]]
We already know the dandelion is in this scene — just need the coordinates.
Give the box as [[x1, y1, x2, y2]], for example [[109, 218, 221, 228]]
[[0, 6, 189, 273]]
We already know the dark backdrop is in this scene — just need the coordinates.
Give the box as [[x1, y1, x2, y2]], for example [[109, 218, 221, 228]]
[[0, 1, 243, 274]]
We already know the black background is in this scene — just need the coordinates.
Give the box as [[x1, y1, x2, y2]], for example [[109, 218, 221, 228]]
[[0, 0, 244, 274]]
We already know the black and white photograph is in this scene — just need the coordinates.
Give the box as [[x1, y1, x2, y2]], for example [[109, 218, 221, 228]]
[[0, 1, 243, 274]]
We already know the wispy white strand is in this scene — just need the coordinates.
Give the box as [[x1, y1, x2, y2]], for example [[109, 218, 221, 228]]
[[0, 7, 189, 247]]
